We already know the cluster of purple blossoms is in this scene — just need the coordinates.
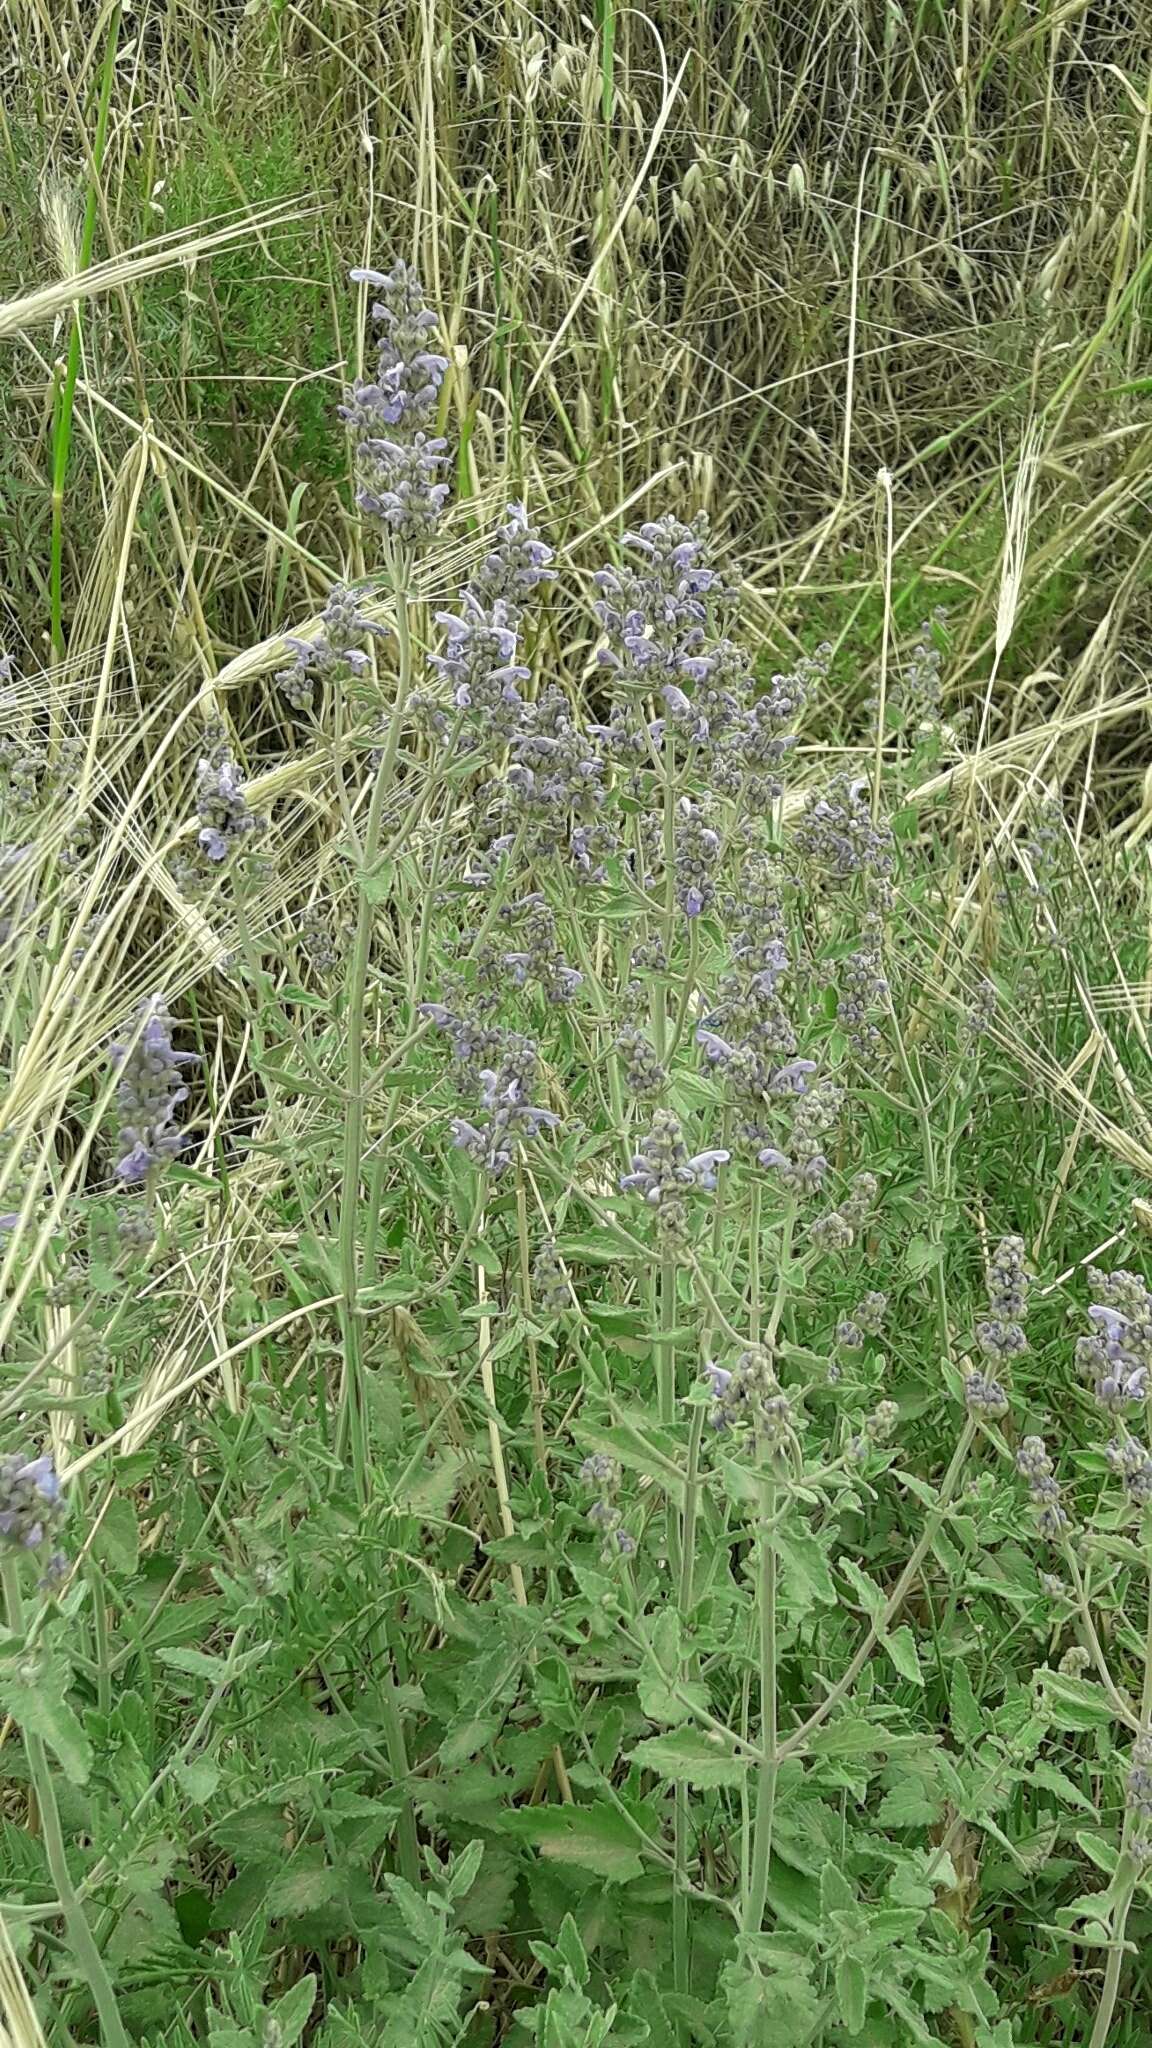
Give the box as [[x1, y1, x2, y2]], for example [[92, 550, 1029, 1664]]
[[593, 514, 724, 694], [975, 1234, 1030, 1363], [341, 260, 451, 542], [580, 1454, 635, 1556], [502, 687, 609, 864], [808, 1172, 878, 1257], [429, 594, 531, 744], [837, 917, 889, 1058], [836, 1290, 888, 1350], [703, 1349, 793, 1450], [621, 1109, 728, 1245], [499, 895, 581, 1005], [755, 1078, 843, 1199], [845, 1399, 900, 1463], [276, 584, 387, 715], [532, 1239, 569, 1315], [795, 772, 894, 887], [1075, 1268, 1152, 1413], [1105, 1434, 1152, 1508], [964, 1369, 1010, 1418], [1016, 1435, 1069, 1540], [195, 746, 266, 864], [615, 1025, 667, 1100], [0, 1451, 65, 1569], [422, 503, 554, 757], [674, 798, 722, 917], [109, 995, 198, 1185], [448, 1037, 559, 1176]]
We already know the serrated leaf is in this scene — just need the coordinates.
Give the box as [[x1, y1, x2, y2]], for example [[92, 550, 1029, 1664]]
[[806, 1717, 923, 1758], [629, 1726, 747, 1789], [1028, 1759, 1097, 1815], [819, 1860, 856, 1918], [438, 1716, 502, 1770], [394, 1449, 466, 1521], [722, 1950, 821, 2048], [776, 1525, 836, 1610], [835, 1954, 868, 2034], [882, 1626, 924, 1687], [158, 1642, 270, 1685], [1038, 1670, 1115, 1731], [92, 1495, 139, 1576], [0, 1652, 91, 1785], [264, 1975, 316, 2048], [949, 1661, 982, 1745], [176, 1757, 221, 1803], [838, 1557, 888, 1625], [510, 1803, 645, 1882]]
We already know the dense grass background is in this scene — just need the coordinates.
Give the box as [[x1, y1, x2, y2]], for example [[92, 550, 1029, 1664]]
[[5, 3, 1152, 2045]]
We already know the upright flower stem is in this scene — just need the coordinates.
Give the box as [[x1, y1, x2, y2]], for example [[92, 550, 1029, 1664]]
[[2, 1560, 130, 2048], [337, 554, 412, 1489], [1086, 1565, 1152, 2047], [333, 554, 421, 1892], [743, 1468, 779, 1934]]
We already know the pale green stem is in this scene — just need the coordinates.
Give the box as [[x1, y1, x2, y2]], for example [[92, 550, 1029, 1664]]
[[1086, 1566, 1152, 2047], [2, 1560, 131, 2048], [332, 557, 421, 1893], [742, 1469, 779, 1934]]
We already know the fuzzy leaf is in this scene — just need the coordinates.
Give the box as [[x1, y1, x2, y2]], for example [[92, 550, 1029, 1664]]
[[0, 1652, 91, 1785], [510, 1803, 646, 1883], [882, 1626, 924, 1687], [629, 1726, 747, 1789]]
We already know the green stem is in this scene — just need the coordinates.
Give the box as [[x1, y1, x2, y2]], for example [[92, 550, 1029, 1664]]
[[332, 558, 422, 1894], [49, 2, 122, 670], [2, 1560, 130, 2048], [337, 559, 412, 1491], [1085, 1568, 1152, 2047], [743, 1470, 779, 1934]]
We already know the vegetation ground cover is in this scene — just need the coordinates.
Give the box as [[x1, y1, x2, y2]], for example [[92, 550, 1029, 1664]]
[[4, 3, 1152, 2044]]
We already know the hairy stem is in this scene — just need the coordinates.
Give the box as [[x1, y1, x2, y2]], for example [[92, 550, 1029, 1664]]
[[743, 1469, 779, 1934], [2, 1560, 131, 2048]]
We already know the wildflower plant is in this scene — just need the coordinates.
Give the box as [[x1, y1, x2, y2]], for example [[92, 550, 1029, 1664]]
[[5, 254, 1152, 2048]]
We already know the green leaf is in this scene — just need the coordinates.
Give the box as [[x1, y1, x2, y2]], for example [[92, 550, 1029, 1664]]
[[629, 1726, 747, 1789], [776, 1526, 836, 1610], [805, 1718, 922, 1759], [882, 1626, 924, 1687], [510, 1803, 646, 1883], [837, 1558, 888, 1625], [722, 1949, 821, 2048], [158, 1642, 270, 1685], [0, 1652, 91, 1785], [394, 1450, 466, 1521], [176, 1757, 221, 1803], [1029, 1760, 1097, 1815], [1038, 1670, 1116, 1731], [264, 1976, 316, 2048], [438, 1716, 503, 1770], [92, 1495, 139, 1576], [835, 1954, 868, 2035], [904, 1235, 943, 1279], [819, 1860, 856, 1918], [949, 1661, 982, 1745], [637, 1665, 711, 1727]]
